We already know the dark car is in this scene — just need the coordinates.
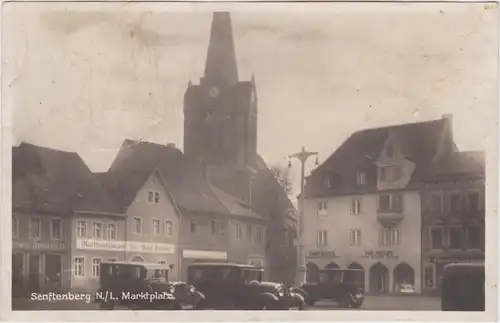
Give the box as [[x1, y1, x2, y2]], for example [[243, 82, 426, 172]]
[[187, 262, 304, 310], [94, 261, 182, 310], [299, 268, 364, 308], [169, 281, 206, 310], [441, 262, 485, 311]]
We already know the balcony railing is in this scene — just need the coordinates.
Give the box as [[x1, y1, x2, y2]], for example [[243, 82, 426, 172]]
[[377, 208, 404, 224]]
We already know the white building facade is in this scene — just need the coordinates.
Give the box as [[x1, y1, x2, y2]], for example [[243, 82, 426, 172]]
[[302, 116, 456, 295]]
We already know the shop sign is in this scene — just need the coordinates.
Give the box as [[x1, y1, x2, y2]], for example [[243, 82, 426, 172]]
[[362, 250, 398, 259], [13, 241, 67, 251], [76, 239, 175, 254], [308, 250, 338, 259], [182, 249, 227, 260]]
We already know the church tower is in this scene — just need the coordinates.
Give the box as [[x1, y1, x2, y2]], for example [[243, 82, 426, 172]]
[[183, 12, 258, 168]]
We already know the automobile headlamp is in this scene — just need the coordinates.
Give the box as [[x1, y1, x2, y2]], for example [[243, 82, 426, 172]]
[[189, 286, 195, 293], [277, 287, 285, 297], [169, 286, 175, 294]]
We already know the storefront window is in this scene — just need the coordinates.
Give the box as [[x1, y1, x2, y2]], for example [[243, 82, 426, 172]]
[[74, 257, 85, 277], [424, 265, 434, 288]]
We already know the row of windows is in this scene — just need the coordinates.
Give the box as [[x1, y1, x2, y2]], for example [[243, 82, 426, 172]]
[[316, 228, 401, 246], [323, 171, 367, 189], [189, 219, 263, 243], [430, 226, 483, 250], [316, 193, 404, 216], [12, 217, 64, 240], [132, 217, 173, 236], [76, 221, 117, 240], [428, 191, 482, 213], [13, 216, 174, 241], [73, 257, 167, 277]]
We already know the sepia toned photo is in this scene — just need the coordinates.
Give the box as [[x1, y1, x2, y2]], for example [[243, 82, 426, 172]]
[[1, 1, 498, 321]]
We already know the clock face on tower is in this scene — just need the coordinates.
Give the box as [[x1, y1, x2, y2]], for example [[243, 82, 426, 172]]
[[208, 86, 220, 98]]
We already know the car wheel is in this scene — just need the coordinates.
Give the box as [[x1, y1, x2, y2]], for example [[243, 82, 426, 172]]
[[305, 299, 315, 306]]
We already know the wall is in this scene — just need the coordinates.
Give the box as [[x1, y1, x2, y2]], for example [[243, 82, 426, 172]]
[[420, 177, 485, 294], [70, 215, 127, 292], [12, 212, 72, 294], [124, 170, 180, 280], [303, 191, 422, 294]]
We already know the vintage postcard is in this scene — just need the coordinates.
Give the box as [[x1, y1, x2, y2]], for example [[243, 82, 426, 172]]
[[1, 1, 498, 322]]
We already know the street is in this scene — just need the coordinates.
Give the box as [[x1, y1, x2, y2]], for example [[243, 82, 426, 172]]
[[12, 295, 441, 311], [307, 295, 441, 311]]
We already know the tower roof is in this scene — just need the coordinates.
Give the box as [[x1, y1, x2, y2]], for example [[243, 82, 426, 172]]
[[203, 11, 239, 88]]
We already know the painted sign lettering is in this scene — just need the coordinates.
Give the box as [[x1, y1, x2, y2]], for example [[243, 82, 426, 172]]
[[13, 241, 67, 250], [76, 239, 175, 254], [362, 250, 398, 259], [308, 250, 338, 258]]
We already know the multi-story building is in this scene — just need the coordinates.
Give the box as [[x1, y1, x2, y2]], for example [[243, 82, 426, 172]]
[[302, 115, 457, 294], [420, 150, 485, 295], [12, 143, 123, 295]]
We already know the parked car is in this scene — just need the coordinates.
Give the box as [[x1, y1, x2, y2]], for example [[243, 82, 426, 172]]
[[94, 261, 182, 310], [398, 284, 415, 294], [441, 262, 485, 311], [298, 268, 364, 308], [187, 262, 305, 310], [169, 281, 205, 309]]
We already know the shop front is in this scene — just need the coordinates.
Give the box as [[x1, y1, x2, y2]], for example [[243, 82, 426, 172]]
[[73, 238, 177, 291], [12, 240, 71, 296]]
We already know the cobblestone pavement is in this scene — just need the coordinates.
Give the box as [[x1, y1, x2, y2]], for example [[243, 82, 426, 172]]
[[308, 295, 441, 311], [12, 295, 441, 311]]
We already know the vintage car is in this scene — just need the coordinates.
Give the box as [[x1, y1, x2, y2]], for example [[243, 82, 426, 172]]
[[169, 281, 206, 309], [441, 262, 485, 311], [187, 262, 305, 310], [94, 261, 183, 310], [299, 268, 364, 308]]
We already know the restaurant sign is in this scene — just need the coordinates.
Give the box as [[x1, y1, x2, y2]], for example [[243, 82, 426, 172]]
[[13, 241, 68, 251], [308, 250, 338, 259], [362, 250, 398, 259], [76, 239, 175, 254]]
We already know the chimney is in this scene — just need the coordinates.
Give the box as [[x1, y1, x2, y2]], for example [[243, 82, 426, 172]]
[[441, 113, 453, 135]]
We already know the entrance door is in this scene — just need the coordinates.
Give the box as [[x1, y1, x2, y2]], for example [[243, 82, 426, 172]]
[[12, 253, 24, 296], [28, 254, 41, 293], [369, 262, 389, 294], [45, 254, 62, 292]]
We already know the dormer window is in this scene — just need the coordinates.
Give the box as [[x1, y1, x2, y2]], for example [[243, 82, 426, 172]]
[[356, 171, 366, 185], [386, 142, 396, 160], [323, 175, 332, 188], [379, 165, 402, 182]]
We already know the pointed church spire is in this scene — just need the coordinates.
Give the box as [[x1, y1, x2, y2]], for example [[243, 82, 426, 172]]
[[203, 11, 239, 88]]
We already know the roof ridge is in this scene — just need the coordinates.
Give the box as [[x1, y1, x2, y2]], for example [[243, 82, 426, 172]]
[[19, 142, 78, 155], [351, 118, 444, 135]]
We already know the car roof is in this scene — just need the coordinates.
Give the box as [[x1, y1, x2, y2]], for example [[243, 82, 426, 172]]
[[188, 262, 261, 269], [443, 262, 485, 275], [101, 261, 171, 269]]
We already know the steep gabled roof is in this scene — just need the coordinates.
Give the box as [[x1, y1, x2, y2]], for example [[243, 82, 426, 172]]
[[12, 142, 120, 215], [102, 139, 268, 219], [305, 118, 449, 197]]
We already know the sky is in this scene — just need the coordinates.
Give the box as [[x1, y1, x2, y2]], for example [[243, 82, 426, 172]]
[[3, 2, 498, 199]]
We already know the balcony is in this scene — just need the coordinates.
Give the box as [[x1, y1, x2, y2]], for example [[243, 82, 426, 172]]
[[377, 208, 404, 226]]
